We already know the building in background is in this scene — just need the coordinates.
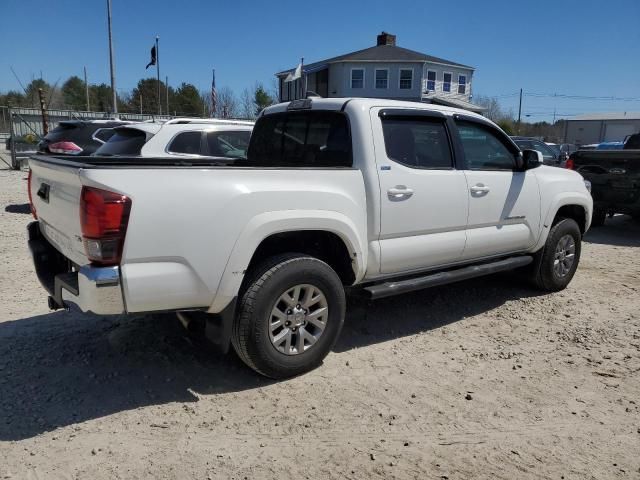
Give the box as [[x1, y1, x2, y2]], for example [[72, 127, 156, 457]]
[[276, 32, 484, 113], [563, 112, 640, 146]]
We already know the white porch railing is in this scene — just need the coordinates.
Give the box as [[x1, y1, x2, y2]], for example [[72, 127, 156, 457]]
[[422, 79, 472, 98]]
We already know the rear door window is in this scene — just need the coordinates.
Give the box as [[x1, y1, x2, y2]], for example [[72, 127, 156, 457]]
[[94, 129, 147, 156], [168, 131, 203, 155], [206, 130, 251, 158], [381, 117, 453, 169], [248, 111, 352, 167]]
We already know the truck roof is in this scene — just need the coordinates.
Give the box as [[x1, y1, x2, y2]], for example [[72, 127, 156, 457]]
[[262, 97, 489, 122]]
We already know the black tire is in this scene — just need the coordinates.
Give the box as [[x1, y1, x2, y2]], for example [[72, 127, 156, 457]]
[[529, 218, 582, 292], [231, 254, 346, 379], [591, 206, 606, 227]]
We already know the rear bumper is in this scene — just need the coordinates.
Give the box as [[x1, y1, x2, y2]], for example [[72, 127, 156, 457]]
[[28, 221, 126, 315]]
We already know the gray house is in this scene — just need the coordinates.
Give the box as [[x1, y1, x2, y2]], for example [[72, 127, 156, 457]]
[[276, 32, 483, 112]]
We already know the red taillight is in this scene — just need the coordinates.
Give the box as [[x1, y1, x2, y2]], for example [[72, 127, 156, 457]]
[[565, 158, 574, 170], [27, 169, 37, 219], [49, 141, 82, 155], [80, 186, 131, 265]]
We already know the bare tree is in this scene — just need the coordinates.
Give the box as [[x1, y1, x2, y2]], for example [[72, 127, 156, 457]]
[[240, 87, 256, 119], [217, 87, 238, 118], [269, 77, 280, 103], [473, 95, 507, 121]]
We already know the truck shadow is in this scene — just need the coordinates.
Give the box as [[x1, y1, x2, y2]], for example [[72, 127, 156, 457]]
[[0, 274, 541, 441], [0, 311, 269, 441], [583, 215, 640, 247], [335, 274, 543, 352]]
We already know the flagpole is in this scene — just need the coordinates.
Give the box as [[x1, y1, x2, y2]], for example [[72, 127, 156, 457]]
[[106, 0, 117, 115], [165, 75, 169, 115], [155, 36, 161, 115], [300, 57, 304, 99]]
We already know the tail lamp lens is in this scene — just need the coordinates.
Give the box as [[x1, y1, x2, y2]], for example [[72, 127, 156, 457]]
[[565, 158, 574, 170], [49, 141, 82, 155], [80, 186, 131, 265], [27, 169, 37, 219]]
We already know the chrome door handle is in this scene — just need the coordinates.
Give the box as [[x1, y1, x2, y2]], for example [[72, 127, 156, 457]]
[[387, 186, 414, 200], [470, 184, 490, 194]]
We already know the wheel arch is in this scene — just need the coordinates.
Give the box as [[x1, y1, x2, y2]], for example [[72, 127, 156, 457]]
[[208, 210, 366, 313], [531, 193, 593, 252]]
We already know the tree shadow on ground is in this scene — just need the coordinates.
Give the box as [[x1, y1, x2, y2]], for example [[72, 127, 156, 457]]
[[583, 214, 640, 248]]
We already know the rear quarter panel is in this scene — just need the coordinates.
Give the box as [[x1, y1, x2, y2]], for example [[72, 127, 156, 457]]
[[79, 167, 368, 313]]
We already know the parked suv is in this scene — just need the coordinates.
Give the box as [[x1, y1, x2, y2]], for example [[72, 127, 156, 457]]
[[38, 119, 134, 156], [511, 136, 563, 166], [94, 118, 254, 158]]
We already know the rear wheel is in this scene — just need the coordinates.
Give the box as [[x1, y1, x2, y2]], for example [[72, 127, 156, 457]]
[[231, 254, 346, 379], [530, 218, 582, 291]]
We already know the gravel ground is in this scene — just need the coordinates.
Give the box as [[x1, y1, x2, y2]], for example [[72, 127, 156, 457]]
[[1, 166, 639, 479]]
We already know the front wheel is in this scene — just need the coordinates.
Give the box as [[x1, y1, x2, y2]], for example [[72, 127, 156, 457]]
[[529, 218, 582, 291], [231, 254, 346, 379]]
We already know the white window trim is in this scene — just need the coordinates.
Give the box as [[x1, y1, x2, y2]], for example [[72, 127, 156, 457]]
[[350, 68, 365, 89], [443, 71, 453, 93], [426, 69, 437, 92], [374, 68, 389, 89], [458, 74, 467, 94], [399, 68, 413, 90]]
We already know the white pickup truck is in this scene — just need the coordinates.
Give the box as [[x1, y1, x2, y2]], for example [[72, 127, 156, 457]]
[[27, 98, 593, 378]]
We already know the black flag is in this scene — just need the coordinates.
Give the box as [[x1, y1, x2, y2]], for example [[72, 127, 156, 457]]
[[145, 45, 156, 69]]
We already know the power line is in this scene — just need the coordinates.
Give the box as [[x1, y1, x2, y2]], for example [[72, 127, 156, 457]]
[[524, 92, 640, 101], [483, 91, 640, 102]]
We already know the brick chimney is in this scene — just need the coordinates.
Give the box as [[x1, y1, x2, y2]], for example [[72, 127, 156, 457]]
[[376, 32, 396, 46]]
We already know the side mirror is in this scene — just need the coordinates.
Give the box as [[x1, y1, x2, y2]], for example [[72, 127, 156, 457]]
[[520, 149, 543, 170]]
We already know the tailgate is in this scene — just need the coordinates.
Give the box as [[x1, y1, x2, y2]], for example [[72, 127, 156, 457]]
[[29, 157, 88, 266], [573, 151, 640, 200]]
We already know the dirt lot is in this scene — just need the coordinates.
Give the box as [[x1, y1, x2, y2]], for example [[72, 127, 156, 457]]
[[1, 166, 639, 480]]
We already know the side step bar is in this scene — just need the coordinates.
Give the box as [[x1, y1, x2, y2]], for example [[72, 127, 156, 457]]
[[364, 256, 533, 300]]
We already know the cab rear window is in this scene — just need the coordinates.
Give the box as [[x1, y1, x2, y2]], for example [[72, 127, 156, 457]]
[[247, 111, 352, 167], [94, 129, 147, 156]]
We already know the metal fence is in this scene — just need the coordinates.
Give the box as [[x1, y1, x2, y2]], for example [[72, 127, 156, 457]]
[[0, 106, 174, 169]]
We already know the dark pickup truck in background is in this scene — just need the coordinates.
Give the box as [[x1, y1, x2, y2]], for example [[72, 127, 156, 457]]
[[567, 133, 640, 226]]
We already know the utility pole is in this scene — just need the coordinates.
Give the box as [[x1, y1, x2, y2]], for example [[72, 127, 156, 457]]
[[106, 0, 118, 115], [38, 88, 49, 135], [139, 92, 143, 114], [553, 107, 557, 124], [84, 66, 90, 111], [517, 88, 523, 133], [155, 36, 161, 115]]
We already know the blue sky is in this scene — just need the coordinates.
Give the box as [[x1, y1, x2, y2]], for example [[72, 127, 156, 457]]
[[1, 0, 639, 121]]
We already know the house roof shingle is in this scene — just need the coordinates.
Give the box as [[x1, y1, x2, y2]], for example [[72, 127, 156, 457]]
[[276, 44, 473, 76]]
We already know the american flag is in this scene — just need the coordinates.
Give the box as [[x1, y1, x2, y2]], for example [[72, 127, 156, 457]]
[[211, 69, 217, 118]]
